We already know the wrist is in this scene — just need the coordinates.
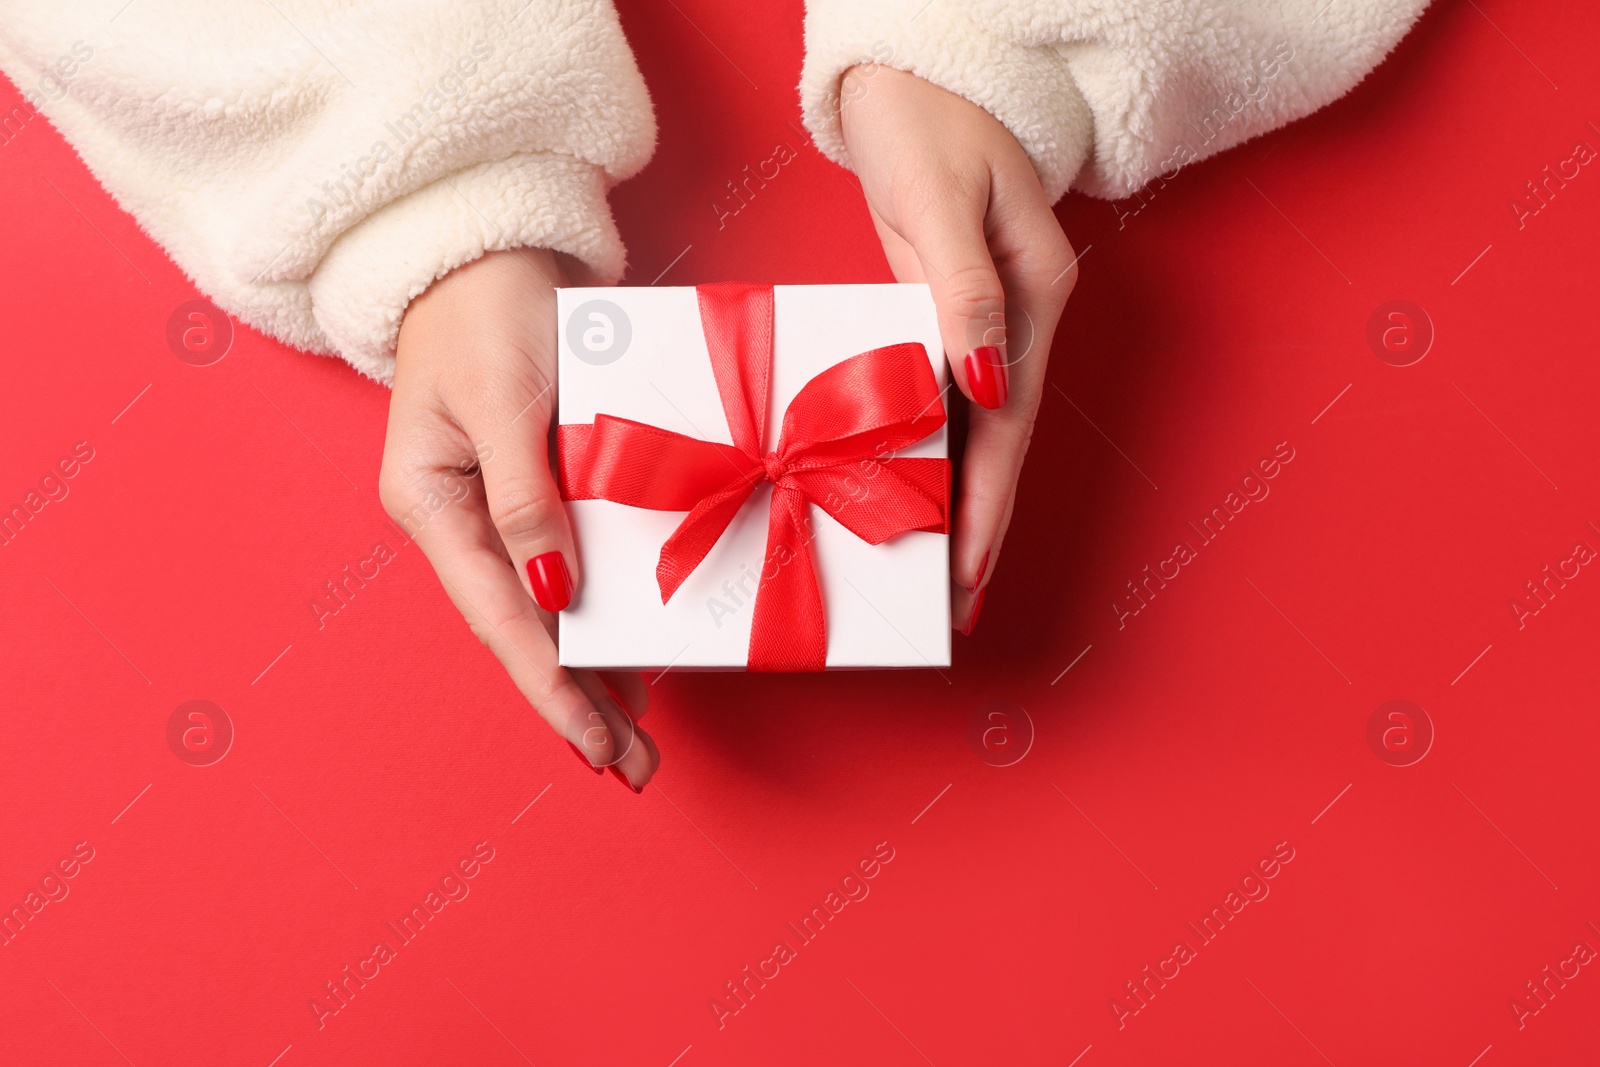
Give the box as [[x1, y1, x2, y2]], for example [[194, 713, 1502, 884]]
[[840, 63, 877, 101], [398, 248, 564, 367]]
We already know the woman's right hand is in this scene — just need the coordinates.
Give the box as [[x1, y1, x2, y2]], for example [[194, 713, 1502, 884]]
[[381, 248, 658, 792], [839, 66, 1079, 636]]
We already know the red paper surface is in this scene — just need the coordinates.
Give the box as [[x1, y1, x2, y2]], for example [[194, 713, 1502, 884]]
[[2, 2, 1597, 1064]]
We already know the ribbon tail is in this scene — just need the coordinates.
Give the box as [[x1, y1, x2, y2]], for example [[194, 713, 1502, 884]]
[[657, 480, 759, 603], [747, 486, 827, 671]]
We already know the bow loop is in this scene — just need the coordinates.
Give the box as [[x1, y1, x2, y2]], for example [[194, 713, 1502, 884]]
[[775, 343, 947, 470]]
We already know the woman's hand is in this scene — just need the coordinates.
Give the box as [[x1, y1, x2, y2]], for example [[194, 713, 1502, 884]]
[[840, 66, 1079, 634], [381, 248, 658, 792]]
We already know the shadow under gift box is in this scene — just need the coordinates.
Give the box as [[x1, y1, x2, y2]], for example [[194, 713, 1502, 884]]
[[555, 284, 950, 671]]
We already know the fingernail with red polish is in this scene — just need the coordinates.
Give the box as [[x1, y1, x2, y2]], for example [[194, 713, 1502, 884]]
[[608, 764, 643, 794], [961, 585, 987, 637], [568, 741, 603, 774], [970, 549, 990, 594], [527, 552, 574, 612], [965, 346, 1008, 409]]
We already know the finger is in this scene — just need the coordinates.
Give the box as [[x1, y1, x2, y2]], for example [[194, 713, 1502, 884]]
[[952, 187, 1077, 623], [429, 253, 579, 615], [459, 367, 581, 615], [571, 671, 658, 791], [952, 487, 1015, 635], [601, 671, 650, 720], [380, 454, 653, 784], [884, 198, 1015, 597], [901, 192, 1011, 414], [602, 696, 658, 791], [894, 194, 1010, 596]]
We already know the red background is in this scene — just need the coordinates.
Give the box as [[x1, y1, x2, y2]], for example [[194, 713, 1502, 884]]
[[2, 1, 1597, 1064]]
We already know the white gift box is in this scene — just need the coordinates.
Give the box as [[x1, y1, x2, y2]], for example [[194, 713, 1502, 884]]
[[555, 284, 950, 670]]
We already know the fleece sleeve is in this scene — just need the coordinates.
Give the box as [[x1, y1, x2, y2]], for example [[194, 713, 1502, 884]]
[[0, 0, 655, 383], [800, 0, 1430, 203]]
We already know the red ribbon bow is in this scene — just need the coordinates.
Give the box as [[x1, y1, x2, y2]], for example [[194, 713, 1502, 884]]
[[557, 283, 951, 671]]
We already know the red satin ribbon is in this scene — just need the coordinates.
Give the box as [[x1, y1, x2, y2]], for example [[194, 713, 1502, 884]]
[[557, 283, 950, 671]]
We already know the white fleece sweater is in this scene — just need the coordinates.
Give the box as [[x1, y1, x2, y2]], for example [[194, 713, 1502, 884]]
[[0, 0, 1426, 383], [801, 0, 1430, 202], [0, 0, 655, 382]]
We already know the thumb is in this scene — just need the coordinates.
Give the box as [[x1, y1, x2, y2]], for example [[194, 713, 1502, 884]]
[[909, 213, 1009, 411], [472, 389, 581, 615]]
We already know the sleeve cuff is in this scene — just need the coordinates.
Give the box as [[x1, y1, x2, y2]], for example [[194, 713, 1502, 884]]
[[800, 0, 1095, 203], [306, 151, 623, 384]]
